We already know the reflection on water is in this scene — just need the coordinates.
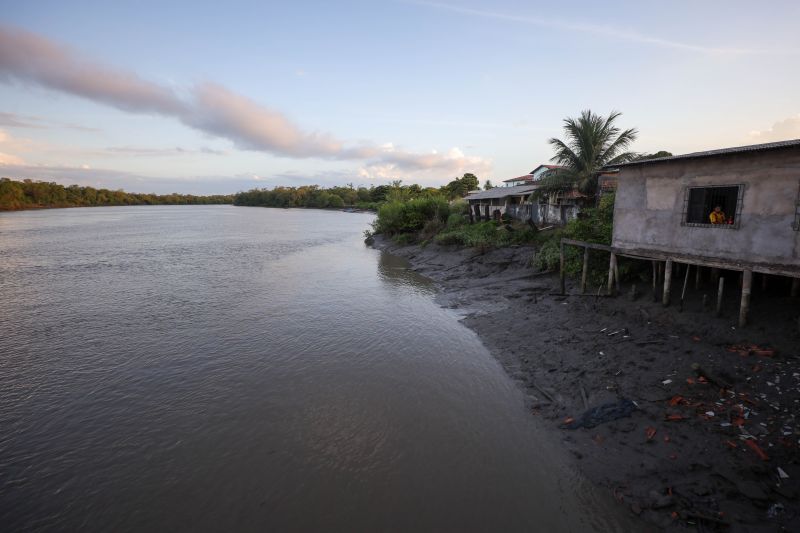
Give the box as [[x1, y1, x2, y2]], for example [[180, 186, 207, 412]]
[[0, 206, 635, 532], [377, 250, 435, 291]]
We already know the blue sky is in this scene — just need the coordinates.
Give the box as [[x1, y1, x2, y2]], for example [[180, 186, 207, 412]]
[[1, 0, 799, 194]]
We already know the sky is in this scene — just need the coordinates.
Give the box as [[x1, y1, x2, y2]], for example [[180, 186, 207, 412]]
[[1, 0, 799, 194]]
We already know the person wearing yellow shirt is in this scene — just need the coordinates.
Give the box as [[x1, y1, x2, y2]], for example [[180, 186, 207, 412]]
[[709, 205, 726, 224]]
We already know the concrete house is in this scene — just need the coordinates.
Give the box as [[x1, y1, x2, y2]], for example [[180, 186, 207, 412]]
[[469, 164, 590, 225], [465, 185, 537, 221], [607, 139, 800, 324]]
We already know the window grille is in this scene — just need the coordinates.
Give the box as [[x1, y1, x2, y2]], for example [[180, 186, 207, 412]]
[[681, 184, 744, 229]]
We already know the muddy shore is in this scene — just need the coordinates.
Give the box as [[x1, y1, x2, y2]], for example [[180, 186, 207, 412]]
[[372, 235, 800, 532]]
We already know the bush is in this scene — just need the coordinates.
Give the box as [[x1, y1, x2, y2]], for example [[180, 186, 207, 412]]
[[328, 194, 345, 208], [372, 196, 450, 235]]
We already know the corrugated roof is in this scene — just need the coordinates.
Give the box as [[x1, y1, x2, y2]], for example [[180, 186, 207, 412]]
[[609, 139, 800, 168], [502, 175, 535, 183], [465, 185, 538, 200]]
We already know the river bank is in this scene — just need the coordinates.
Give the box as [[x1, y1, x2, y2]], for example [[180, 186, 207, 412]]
[[372, 235, 800, 532]]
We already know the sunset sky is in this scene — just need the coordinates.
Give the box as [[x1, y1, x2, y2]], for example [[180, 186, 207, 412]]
[[1, 0, 799, 194]]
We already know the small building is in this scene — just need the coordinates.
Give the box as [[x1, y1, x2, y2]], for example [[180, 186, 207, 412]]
[[605, 139, 800, 324], [465, 185, 537, 221]]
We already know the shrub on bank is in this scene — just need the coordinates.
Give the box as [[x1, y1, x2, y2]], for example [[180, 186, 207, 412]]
[[372, 196, 450, 235]]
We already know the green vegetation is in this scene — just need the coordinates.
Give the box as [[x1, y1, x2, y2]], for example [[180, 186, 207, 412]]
[[234, 174, 481, 210], [533, 193, 617, 282], [538, 110, 638, 196], [0, 178, 233, 211]]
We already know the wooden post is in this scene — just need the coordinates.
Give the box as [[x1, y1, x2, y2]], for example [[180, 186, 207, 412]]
[[792, 277, 800, 298], [694, 265, 701, 290], [652, 261, 658, 302], [760, 273, 767, 293], [711, 267, 720, 286], [580, 246, 589, 294], [607, 253, 617, 296], [613, 254, 621, 294], [715, 277, 725, 317], [484, 204, 490, 221], [662, 259, 673, 306], [739, 269, 753, 327], [559, 242, 566, 295], [679, 263, 691, 312]]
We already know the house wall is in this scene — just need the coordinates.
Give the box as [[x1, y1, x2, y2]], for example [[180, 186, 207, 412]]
[[612, 149, 800, 269]]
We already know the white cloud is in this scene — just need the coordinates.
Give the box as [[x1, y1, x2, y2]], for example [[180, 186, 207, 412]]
[[0, 25, 490, 178], [749, 114, 800, 142]]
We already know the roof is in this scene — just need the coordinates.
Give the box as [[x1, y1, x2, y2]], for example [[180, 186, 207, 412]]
[[502, 175, 535, 183], [466, 185, 538, 200], [530, 164, 566, 174], [609, 139, 800, 168]]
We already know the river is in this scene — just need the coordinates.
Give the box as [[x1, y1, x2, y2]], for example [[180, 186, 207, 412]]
[[0, 205, 632, 531]]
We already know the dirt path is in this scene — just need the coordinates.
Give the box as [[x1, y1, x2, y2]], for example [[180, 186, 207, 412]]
[[373, 236, 800, 532]]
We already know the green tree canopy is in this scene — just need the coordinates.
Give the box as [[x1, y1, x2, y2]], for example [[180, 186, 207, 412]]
[[541, 110, 638, 195]]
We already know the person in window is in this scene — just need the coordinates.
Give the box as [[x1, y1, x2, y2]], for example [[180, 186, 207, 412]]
[[709, 205, 726, 224]]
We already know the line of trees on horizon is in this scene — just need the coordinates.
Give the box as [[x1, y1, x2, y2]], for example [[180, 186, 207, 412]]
[[0, 178, 235, 211]]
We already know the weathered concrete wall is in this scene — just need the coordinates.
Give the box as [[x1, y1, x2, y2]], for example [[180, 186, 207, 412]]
[[612, 148, 800, 269]]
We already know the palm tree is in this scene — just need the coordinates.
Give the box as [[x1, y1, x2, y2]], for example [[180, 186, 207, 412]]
[[541, 110, 638, 195]]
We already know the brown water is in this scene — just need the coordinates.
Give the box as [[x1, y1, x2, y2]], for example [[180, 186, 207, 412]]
[[0, 206, 633, 532]]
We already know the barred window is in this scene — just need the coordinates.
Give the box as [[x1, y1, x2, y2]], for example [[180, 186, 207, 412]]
[[682, 185, 743, 228], [794, 182, 800, 231]]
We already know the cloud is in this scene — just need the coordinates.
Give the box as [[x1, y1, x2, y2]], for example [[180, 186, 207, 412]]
[[0, 111, 43, 128], [103, 145, 227, 157], [407, 1, 795, 56], [0, 25, 490, 176], [749, 114, 800, 142]]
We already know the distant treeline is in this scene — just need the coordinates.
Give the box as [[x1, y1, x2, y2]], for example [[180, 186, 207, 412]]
[[0, 178, 234, 211], [233, 174, 481, 209]]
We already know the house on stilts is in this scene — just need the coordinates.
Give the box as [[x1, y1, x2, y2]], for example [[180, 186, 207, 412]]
[[560, 138, 800, 326]]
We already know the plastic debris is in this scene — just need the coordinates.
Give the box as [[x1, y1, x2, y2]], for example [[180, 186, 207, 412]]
[[646, 427, 657, 441], [561, 399, 637, 430], [777, 467, 789, 479]]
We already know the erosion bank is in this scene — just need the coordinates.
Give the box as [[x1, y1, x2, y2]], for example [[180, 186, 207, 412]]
[[372, 235, 800, 532]]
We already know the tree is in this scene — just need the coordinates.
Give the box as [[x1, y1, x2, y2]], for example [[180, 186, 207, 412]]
[[460, 173, 479, 192], [543, 110, 637, 195], [632, 150, 672, 161], [484, 180, 495, 190]]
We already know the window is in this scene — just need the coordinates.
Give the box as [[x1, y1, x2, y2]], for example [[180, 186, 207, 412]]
[[682, 185, 743, 228]]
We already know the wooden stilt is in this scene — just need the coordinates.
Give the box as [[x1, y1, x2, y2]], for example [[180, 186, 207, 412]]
[[652, 261, 658, 302], [792, 277, 800, 298], [694, 265, 701, 290], [711, 267, 720, 286], [662, 259, 673, 306], [715, 277, 725, 317], [559, 242, 566, 295], [760, 273, 767, 293], [739, 269, 753, 327], [679, 263, 691, 312], [608, 252, 617, 296], [580, 246, 589, 294], [613, 254, 621, 294], [702, 294, 709, 310]]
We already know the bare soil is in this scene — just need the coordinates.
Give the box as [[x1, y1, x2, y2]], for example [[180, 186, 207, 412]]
[[373, 235, 800, 532]]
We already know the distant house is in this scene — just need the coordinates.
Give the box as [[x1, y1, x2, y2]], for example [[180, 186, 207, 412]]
[[465, 185, 538, 221], [467, 163, 590, 225]]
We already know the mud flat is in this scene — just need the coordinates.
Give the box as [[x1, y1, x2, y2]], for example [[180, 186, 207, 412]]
[[373, 235, 800, 532]]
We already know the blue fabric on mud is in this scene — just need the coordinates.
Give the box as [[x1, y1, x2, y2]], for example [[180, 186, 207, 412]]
[[561, 399, 637, 430]]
